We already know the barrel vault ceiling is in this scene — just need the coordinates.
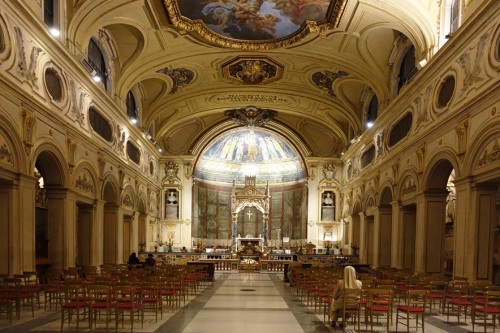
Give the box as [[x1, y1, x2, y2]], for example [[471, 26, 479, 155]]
[[67, 0, 437, 158]]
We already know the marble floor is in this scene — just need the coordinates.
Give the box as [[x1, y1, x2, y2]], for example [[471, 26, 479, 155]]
[[0, 272, 493, 332]]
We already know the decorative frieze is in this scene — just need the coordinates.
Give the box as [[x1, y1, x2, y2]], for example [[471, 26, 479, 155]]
[[477, 139, 499, 168], [402, 178, 417, 195], [216, 94, 287, 103], [0, 143, 13, 165], [75, 173, 95, 194]]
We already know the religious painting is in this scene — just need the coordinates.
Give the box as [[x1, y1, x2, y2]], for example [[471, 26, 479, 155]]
[[174, 0, 331, 41], [194, 128, 306, 185]]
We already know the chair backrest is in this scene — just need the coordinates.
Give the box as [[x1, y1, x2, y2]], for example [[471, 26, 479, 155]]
[[405, 290, 427, 308], [483, 290, 500, 307], [368, 287, 394, 306], [343, 288, 362, 310]]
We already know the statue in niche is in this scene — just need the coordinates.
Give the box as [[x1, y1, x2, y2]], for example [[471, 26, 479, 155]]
[[323, 192, 334, 206]]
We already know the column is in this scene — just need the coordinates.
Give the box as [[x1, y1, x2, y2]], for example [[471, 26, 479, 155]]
[[92, 199, 105, 266], [391, 200, 402, 268], [377, 206, 393, 268], [358, 212, 367, 264], [457, 182, 496, 281], [46, 187, 77, 269], [414, 190, 447, 274]]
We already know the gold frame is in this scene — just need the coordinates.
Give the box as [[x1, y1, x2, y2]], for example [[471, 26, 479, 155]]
[[163, 0, 347, 50]]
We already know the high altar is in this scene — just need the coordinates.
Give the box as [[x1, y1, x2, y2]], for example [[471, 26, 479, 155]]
[[236, 237, 265, 252]]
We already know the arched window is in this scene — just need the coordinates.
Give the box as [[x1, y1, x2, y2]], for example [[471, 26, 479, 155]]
[[43, 0, 55, 27], [398, 45, 417, 92], [366, 94, 378, 127], [87, 38, 108, 90], [126, 91, 138, 123], [449, 0, 460, 36]]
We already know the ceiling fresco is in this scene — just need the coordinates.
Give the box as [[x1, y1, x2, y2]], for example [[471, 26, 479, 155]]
[[164, 0, 346, 49], [194, 127, 307, 185], [177, 0, 330, 40]]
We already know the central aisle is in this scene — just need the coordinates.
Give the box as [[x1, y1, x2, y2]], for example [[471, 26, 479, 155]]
[[171, 272, 332, 333]]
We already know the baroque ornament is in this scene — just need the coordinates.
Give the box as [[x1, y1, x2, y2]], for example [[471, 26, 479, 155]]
[[222, 56, 283, 85], [225, 106, 277, 127], [164, 161, 181, 184], [312, 70, 348, 96], [322, 163, 336, 182], [14, 27, 43, 89], [69, 80, 87, 126], [157, 67, 194, 94]]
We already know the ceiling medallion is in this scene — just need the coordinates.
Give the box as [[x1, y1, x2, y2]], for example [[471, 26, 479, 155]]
[[222, 56, 283, 85], [157, 67, 194, 94], [163, 0, 347, 50], [312, 70, 348, 96], [225, 106, 277, 127]]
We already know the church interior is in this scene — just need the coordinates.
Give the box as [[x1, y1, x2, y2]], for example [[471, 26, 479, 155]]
[[0, 0, 499, 332]]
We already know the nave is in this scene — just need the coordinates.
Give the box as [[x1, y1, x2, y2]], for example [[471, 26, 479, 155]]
[[0, 271, 485, 333]]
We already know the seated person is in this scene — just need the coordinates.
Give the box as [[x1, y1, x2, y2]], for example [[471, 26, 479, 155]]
[[128, 252, 141, 265], [145, 253, 156, 267]]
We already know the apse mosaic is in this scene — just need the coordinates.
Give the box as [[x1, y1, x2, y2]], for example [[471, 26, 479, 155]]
[[194, 128, 306, 184], [175, 0, 331, 41]]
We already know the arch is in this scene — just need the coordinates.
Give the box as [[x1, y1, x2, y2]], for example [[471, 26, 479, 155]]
[[136, 191, 148, 214], [398, 167, 420, 199], [0, 112, 25, 173], [101, 174, 119, 205], [121, 184, 136, 210], [423, 148, 460, 191], [365, 187, 377, 209], [464, 120, 500, 176], [32, 143, 68, 187], [352, 198, 363, 215], [72, 161, 99, 198], [379, 185, 394, 206]]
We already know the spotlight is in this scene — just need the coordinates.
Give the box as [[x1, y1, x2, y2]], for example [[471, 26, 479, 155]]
[[50, 28, 60, 37], [92, 75, 101, 83], [158, 147, 162, 153], [366, 121, 373, 128], [131, 117, 137, 124]]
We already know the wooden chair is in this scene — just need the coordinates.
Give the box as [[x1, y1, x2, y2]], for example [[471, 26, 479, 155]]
[[446, 285, 476, 324], [60, 284, 90, 331], [339, 288, 362, 331], [88, 284, 114, 331], [114, 285, 144, 332], [396, 289, 427, 332], [366, 287, 395, 332], [472, 290, 500, 333]]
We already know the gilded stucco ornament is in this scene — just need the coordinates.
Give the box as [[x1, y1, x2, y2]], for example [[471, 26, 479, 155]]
[[222, 56, 283, 85], [157, 67, 194, 94], [312, 70, 348, 96]]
